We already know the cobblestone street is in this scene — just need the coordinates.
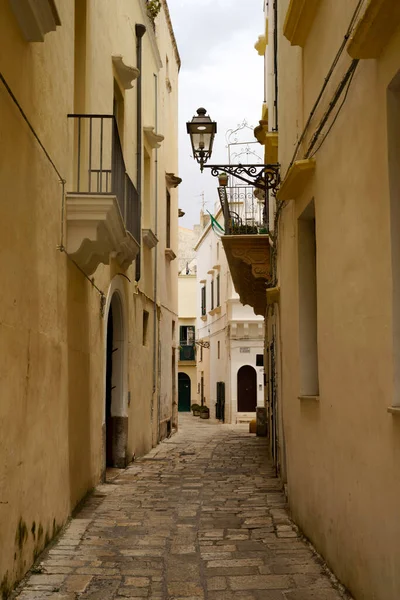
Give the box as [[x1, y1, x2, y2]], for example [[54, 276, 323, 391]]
[[14, 416, 349, 600]]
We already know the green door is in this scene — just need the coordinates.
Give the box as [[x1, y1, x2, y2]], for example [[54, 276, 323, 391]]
[[178, 372, 191, 412]]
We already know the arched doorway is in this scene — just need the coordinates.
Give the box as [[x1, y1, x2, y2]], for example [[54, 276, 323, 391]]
[[105, 292, 127, 468], [178, 373, 191, 412], [237, 365, 257, 412]]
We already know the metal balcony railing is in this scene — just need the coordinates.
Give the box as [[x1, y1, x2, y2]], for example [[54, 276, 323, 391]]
[[179, 343, 196, 361], [217, 185, 269, 235], [68, 114, 140, 243]]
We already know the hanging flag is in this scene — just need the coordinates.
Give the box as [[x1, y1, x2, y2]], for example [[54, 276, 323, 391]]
[[207, 210, 225, 238]]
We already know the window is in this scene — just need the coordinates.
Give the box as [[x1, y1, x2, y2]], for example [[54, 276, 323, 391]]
[[218, 341, 220, 359], [172, 320, 175, 340], [201, 285, 206, 316], [143, 310, 149, 345], [200, 344, 203, 362], [211, 279, 214, 310], [179, 325, 195, 361], [256, 354, 264, 367], [298, 201, 319, 396], [166, 188, 171, 248], [216, 274, 220, 307]]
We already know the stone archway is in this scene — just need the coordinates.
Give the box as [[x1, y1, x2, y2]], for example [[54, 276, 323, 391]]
[[105, 291, 127, 469]]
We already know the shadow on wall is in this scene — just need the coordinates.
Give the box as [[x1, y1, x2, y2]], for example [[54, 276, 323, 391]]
[[67, 262, 92, 510]]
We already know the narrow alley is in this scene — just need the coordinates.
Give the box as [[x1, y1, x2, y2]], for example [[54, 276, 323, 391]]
[[14, 417, 349, 600]]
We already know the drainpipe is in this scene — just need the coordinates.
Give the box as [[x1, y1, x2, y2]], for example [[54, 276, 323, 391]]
[[135, 23, 146, 282], [152, 73, 160, 441]]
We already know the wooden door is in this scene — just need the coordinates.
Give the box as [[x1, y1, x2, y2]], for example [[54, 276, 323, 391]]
[[178, 373, 191, 412], [237, 365, 257, 412]]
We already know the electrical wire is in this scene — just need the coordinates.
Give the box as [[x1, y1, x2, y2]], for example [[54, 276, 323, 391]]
[[0, 72, 65, 184], [308, 63, 358, 159], [285, 0, 366, 176]]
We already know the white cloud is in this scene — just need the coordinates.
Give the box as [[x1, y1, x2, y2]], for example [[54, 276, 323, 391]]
[[167, 0, 265, 228]]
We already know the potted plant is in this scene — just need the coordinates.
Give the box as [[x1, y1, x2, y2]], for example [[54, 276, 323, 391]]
[[146, 0, 161, 21], [218, 172, 229, 187], [191, 403, 201, 417], [199, 405, 210, 419]]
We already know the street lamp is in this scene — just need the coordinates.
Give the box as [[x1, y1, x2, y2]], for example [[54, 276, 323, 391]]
[[186, 107, 280, 193], [186, 108, 217, 172]]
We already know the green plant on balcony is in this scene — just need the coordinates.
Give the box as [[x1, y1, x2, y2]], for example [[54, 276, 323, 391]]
[[230, 223, 258, 235], [146, 0, 161, 21]]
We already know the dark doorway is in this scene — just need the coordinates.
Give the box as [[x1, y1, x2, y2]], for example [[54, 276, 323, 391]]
[[106, 308, 114, 466], [178, 372, 191, 412], [237, 365, 257, 412], [104, 292, 127, 471]]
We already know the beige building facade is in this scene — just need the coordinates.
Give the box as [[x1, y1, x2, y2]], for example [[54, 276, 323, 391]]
[[0, 0, 180, 593], [253, 1, 400, 599]]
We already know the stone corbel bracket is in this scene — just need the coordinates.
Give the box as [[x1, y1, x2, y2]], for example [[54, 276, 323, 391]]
[[144, 126, 164, 149], [142, 228, 159, 249], [166, 172, 182, 187], [112, 55, 140, 89], [66, 194, 140, 275]]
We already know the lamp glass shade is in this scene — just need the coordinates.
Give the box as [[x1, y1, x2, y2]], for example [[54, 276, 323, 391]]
[[186, 108, 217, 165]]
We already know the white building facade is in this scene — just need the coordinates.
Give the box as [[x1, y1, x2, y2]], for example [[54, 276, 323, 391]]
[[195, 211, 265, 423]]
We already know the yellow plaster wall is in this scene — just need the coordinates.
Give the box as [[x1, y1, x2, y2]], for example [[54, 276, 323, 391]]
[[278, 2, 400, 597], [0, 0, 179, 592]]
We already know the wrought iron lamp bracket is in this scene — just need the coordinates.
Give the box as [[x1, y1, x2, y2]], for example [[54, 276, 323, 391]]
[[203, 163, 280, 193], [195, 340, 210, 349]]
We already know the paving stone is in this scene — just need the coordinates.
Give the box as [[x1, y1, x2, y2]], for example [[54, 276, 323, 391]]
[[229, 574, 291, 590], [15, 415, 350, 600]]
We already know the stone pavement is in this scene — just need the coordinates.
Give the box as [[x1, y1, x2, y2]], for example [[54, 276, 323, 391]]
[[13, 415, 350, 600]]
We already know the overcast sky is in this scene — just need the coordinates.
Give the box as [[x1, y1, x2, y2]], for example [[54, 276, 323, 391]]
[[166, 0, 265, 228]]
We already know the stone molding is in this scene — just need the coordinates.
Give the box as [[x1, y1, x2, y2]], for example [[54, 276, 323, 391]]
[[112, 55, 140, 89], [9, 0, 61, 42], [66, 193, 140, 275], [222, 235, 271, 316], [283, 0, 321, 47], [144, 126, 164, 149], [347, 0, 400, 59], [142, 228, 159, 249], [277, 159, 315, 202]]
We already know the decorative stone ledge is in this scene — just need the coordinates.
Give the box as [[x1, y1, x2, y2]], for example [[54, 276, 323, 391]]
[[207, 269, 214, 275], [213, 264, 220, 271], [277, 159, 315, 202], [165, 248, 176, 261], [222, 234, 271, 316], [255, 34, 267, 56], [387, 406, 400, 415], [209, 307, 221, 316], [298, 395, 320, 402], [142, 228, 158, 249], [166, 172, 182, 188], [9, 0, 61, 42], [266, 286, 280, 305], [112, 55, 140, 89], [66, 194, 139, 275], [199, 279, 206, 284], [144, 126, 164, 149], [254, 120, 268, 145], [266, 132, 279, 164], [283, 0, 321, 47], [347, 0, 400, 59], [200, 315, 207, 322]]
